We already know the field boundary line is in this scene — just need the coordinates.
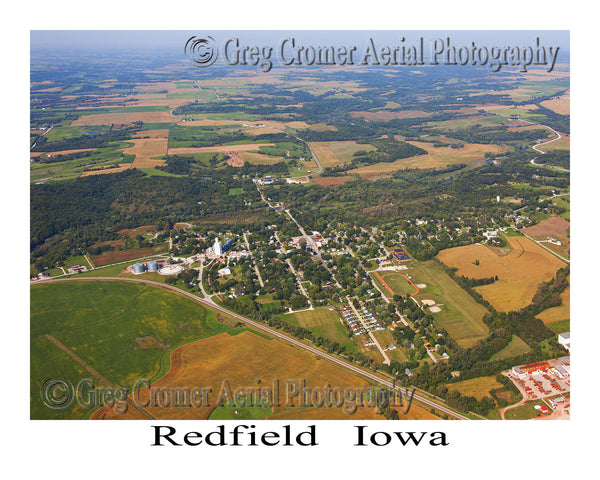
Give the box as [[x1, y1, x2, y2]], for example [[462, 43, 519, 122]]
[[43, 336, 156, 420]]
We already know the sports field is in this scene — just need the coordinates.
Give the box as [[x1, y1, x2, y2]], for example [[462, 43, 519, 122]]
[[30, 280, 230, 419], [436, 236, 566, 312], [371, 271, 419, 297], [405, 261, 490, 348]]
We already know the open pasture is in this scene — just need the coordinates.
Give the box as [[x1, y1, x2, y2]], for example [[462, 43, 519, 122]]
[[349, 140, 508, 175], [72, 110, 181, 126], [436, 236, 566, 312]]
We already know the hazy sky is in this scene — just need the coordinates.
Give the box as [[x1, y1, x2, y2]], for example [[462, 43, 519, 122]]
[[31, 30, 570, 52]]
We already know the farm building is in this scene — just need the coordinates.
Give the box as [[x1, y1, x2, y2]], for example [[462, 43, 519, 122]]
[[68, 265, 87, 274]]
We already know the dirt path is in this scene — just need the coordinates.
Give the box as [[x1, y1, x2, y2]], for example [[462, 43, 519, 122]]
[[44, 334, 114, 387]]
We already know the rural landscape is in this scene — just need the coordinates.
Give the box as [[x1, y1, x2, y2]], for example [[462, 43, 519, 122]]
[[30, 31, 570, 421]]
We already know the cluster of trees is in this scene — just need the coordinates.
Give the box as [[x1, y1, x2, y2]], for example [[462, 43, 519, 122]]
[[440, 125, 550, 144]]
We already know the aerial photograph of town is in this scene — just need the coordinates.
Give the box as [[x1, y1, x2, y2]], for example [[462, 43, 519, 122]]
[[30, 30, 572, 423]]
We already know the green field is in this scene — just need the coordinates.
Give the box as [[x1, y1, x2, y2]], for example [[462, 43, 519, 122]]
[[408, 261, 490, 348], [30, 280, 232, 419], [372, 272, 418, 296], [546, 319, 570, 334], [30, 147, 134, 182], [504, 400, 548, 420], [284, 308, 356, 353], [228, 187, 245, 196], [491, 335, 533, 360]]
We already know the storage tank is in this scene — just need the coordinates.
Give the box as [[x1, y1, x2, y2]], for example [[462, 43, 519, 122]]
[[147, 260, 158, 272], [133, 262, 145, 274]]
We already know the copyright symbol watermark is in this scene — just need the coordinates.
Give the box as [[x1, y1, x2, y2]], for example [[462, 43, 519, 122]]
[[40, 378, 75, 410], [184, 36, 218, 68]]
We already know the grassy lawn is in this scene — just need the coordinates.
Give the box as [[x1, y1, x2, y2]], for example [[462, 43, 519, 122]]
[[545, 319, 570, 334], [504, 400, 548, 420], [491, 335, 533, 360], [286, 308, 356, 353], [228, 187, 245, 196], [446, 375, 503, 400], [408, 261, 489, 348]]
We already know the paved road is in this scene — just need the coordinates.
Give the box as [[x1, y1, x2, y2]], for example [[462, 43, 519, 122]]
[[31, 275, 469, 420]]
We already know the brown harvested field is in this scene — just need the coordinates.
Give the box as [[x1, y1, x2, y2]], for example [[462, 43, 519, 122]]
[[350, 140, 508, 175], [168, 143, 274, 155], [71, 111, 181, 126], [436, 236, 567, 312], [540, 90, 570, 115], [133, 81, 179, 93], [225, 151, 244, 167], [79, 165, 131, 176], [131, 96, 191, 109], [446, 376, 503, 401], [125, 137, 169, 168], [117, 225, 156, 238], [133, 129, 169, 139], [242, 127, 280, 136], [309, 141, 376, 168], [91, 331, 383, 420], [523, 216, 570, 236], [351, 110, 430, 121], [309, 123, 338, 132], [537, 279, 570, 324], [313, 176, 355, 186], [89, 247, 162, 267], [239, 151, 285, 165]]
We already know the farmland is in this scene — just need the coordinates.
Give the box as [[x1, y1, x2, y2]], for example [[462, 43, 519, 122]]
[[446, 375, 503, 401], [30, 35, 570, 425], [408, 261, 490, 347], [30, 280, 232, 419], [91, 330, 382, 420], [349, 140, 509, 175], [436, 236, 567, 312], [309, 141, 376, 168]]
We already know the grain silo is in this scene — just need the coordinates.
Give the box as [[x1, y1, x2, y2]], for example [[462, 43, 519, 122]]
[[147, 260, 158, 272], [133, 262, 145, 274]]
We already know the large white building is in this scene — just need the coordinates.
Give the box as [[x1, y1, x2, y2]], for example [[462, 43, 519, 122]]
[[213, 238, 223, 256], [558, 332, 570, 351]]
